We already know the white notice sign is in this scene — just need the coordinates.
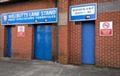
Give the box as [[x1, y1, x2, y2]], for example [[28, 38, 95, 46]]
[[17, 26, 25, 37], [100, 21, 113, 36]]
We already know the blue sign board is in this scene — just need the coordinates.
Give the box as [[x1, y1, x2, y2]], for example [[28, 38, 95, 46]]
[[70, 3, 97, 21], [1, 8, 57, 25]]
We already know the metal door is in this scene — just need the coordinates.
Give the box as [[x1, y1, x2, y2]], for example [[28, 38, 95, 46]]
[[44, 25, 52, 60], [34, 25, 52, 60], [82, 21, 95, 64], [7, 26, 12, 57]]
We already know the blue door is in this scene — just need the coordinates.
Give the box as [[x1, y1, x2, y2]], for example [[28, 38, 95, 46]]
[[34, 25, 52, 60], [44, 25, 52, 60], [7, 26, 12, 57], [82, 21, 95, 64]]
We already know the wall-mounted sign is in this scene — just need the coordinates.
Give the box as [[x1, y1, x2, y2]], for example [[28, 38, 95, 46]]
[[70, 3, 97, 21], [17, 26, 25, 37], [100, 21, 113, 36], [1, 8, 57, 25]]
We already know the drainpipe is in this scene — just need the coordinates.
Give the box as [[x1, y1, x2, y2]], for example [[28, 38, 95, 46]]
[[56, 0, 59, 63]]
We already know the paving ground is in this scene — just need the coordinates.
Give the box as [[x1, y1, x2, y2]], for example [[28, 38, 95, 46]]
[[0, 58, 120, 76]]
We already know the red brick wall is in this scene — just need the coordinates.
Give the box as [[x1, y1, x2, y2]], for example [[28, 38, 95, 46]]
[[52, 25, 56, 61], [58, 0, 116, 65], [70, 0, 116, 5], [12, 25, 33, 60], [0, 24, 5, 57], [0, 0, 120, 68], [59, 0, 69, 64], [69, 0, 120, 68], [0, 1, 55, 13], [0, 0, 56, 60], [69, 22, 82, 65], [96, 12, 120, 68]]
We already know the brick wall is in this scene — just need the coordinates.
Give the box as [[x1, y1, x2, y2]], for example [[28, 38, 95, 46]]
[[0, 0, 55, 13], [0, 0, 56, 60], [0, 0, 120, 68], [96, 12, 120, 68], [0, 24, 5, 57], [70, 0, 116, 5], [69, 0, 120, 68], [58, 0, 69, 64], [12, 25, 33, 60], [69, 22, 82, 65], [52, 24, 56, 61]]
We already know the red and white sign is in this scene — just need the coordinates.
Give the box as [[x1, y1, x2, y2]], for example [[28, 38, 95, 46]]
[[100, 21, 113, 36], [17, 26, 25, 37]]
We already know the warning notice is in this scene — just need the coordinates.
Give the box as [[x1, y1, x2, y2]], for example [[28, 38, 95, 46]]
[[100, 21, 113, 36], [17, 26, 25, 37]]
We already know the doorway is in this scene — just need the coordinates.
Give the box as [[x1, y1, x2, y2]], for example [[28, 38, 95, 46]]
[[6, 26, 12, 57], [34, 25, 52, 60], [82, 21, 95, 64]]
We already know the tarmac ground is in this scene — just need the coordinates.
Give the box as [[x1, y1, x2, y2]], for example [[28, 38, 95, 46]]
[[0, 57, 120, 76]]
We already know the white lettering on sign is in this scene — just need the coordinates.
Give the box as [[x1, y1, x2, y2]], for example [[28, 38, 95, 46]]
[[16, 13, 29, 18], [7, 10, 56, 19], [41, 10, 56, 16], [29, 12, 40, 17], [71, 6, 95, 16]]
